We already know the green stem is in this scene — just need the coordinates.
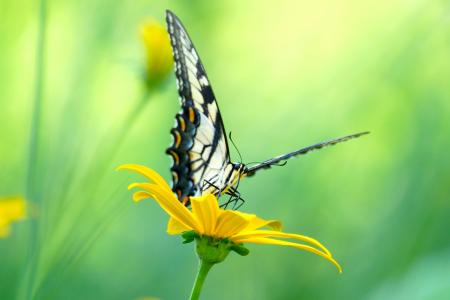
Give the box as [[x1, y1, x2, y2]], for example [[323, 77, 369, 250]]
[[190, 259, 214, 300], [19, 0, 47, 298], [26, 0, 47, 200], [113, 89, 151, 152]]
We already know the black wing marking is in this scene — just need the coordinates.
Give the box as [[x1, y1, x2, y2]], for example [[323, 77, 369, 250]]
[[165, 10, 232, 203], [244, 132, 370, 177], [166, 10, 226, 125]]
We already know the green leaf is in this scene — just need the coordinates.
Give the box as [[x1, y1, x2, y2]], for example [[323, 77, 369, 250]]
[[230, 244, 250, 256]]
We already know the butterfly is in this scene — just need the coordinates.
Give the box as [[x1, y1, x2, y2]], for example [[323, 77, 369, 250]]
[[165, 10, 368, 208]]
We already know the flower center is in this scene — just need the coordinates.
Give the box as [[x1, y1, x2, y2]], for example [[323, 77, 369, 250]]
[[182, 231, 249, 264], [196, 236, 232, 264]]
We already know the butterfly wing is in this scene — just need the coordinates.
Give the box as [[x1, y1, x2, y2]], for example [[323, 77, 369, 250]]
[[165, 10, 233, 203], [165, 10, 369, 204], [244, 132, 370, 177]]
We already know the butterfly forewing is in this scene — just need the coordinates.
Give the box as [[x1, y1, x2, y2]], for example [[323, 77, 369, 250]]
[[166, 10, 233, 203]]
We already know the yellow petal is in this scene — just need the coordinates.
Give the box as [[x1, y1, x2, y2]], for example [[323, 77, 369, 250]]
[[128, 182, 199, 232], [132, 191, 152, 202], [233, 211, 282, 232], [117, 164, 172, 192], [190, 194, 220, 235], [231, 230, 331, 256], [167, 216, 191, 235], [237, 237, 342, 273], [0, 197, 26, 220], [214, 210, 252, 237]]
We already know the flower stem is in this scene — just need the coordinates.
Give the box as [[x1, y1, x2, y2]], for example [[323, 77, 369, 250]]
[[26, 0, 47, 201], [190, 259, 213, 300], [19, 0, 47, 298]]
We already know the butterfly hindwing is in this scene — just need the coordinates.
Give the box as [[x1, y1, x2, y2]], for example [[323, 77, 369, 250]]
[[166, 106, 199, 201]]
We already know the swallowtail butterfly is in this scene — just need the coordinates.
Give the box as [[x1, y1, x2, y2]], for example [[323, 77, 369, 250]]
[[165, 10, 368, 207]]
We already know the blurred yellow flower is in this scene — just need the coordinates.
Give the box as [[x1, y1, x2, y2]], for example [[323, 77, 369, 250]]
[[140, 20, 173, 88], [118, 164, 342, 272], [0, 196, 26, 238]]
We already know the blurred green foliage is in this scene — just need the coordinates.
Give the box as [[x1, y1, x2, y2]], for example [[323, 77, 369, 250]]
[[1, 0, 450, 299]]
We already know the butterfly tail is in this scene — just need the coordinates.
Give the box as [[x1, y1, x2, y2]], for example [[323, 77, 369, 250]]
[[243, 131, 369, 177]]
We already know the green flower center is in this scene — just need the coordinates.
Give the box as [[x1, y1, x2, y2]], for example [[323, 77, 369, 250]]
[[182, 231, 249, 263], [196, 236, 232, 264]]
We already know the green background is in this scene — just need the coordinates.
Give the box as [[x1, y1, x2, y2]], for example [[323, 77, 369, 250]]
[[1, 0, 450, 299]]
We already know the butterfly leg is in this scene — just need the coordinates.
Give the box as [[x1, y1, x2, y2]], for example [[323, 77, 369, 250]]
[[220, 198, 233, 209], [232, 194, 245, 210], [219, 168, 245, 209], [201, 178, 244, 209], [225, 187, 245, 210], [219, 189, 240, 209], [202, 178, 222, 197]]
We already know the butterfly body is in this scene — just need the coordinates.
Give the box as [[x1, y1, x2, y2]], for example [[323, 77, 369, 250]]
[[165, 10, 368, 206], [201, 163, 245, 195]]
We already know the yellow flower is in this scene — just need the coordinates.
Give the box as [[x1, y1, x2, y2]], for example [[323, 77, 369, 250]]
[[118, 164, 342, 273], [0, 196, 26, 238], [140, 20, 173, 88]]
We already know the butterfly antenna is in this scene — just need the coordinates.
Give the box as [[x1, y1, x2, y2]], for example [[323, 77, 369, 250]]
[[229, 132, 243, 164]]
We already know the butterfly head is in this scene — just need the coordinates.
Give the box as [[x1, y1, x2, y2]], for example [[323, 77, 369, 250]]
[[232, 163, 247, 180]]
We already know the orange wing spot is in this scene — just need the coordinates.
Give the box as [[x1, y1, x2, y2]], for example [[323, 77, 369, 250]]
[[176, 189, 182, 200], [178, 117, 186, 131], [173, 131, 182, 147], [188, 107, 195, 122], [182, 196, 189, 206], [169, 150, 180, 164]]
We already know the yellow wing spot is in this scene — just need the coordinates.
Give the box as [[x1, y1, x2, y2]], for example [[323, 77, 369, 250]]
[[171, 171, 179, 182], [188, 152, 201, 160], [169, 150, 180, 164]]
